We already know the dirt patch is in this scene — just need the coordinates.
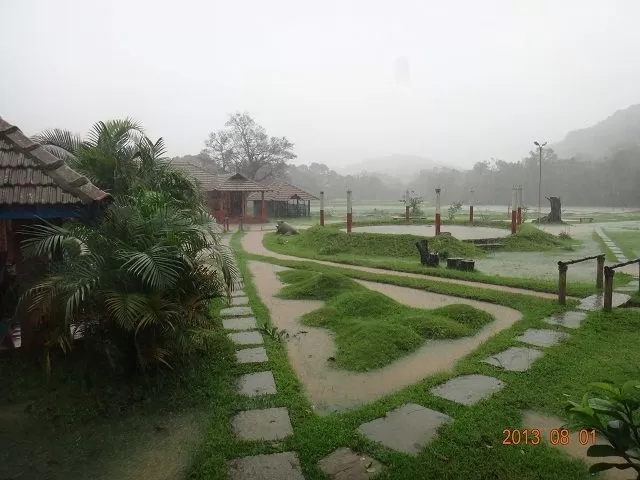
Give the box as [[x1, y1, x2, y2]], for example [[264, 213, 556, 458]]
[[522, 410, 637, 480], [241, 230, 561, 300], [248, 261, 521, 414]]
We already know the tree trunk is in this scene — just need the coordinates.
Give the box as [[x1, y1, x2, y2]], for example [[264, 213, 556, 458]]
[[544, 196, 562, 223]]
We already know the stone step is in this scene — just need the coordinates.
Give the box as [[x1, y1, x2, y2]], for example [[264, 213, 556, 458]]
[[237, 371, 277, 397], [577, 292, 631, 311], [236, 347, 268, 364], [483, 346, 544, 372], [357, 403, 453, 456], [229, 296, 250, 306], [430, 374, 505, 406], [232, 407, 293, 441], [231, 289, 247, 298], [221, 306, 254, 317], [542, 311, 587, 329], [516, 328, 569, 348], [228, 331, 263, 346], [228, 452, 305, 480], [223, 317, 257, 330], [318, 447, 385, 480]]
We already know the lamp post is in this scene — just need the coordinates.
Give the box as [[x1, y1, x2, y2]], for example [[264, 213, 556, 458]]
[[533, 141, 547, 224]]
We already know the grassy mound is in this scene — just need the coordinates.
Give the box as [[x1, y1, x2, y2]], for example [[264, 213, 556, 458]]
[[277, 225, 484, 258], [276, 270, 494, 371], [500, 224, 577, 251]]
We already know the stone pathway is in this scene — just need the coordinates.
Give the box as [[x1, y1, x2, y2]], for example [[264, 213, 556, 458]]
[[596, 228, 627, 263], [220, 233, 305, 480]]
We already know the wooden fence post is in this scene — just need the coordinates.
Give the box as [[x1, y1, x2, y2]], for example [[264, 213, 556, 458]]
[[603, 267, 614, 312], [346, 190, 353, 233], [435, 188, 441, 235], [319, 191, 325, 226], [558, 262, 567, 305], [596, 255, 605, 289]]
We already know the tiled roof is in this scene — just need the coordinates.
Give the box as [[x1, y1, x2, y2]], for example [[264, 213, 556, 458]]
[[169, 160, 269, 192], [0, 117, 110, 205], [247, 179, 318, 201]]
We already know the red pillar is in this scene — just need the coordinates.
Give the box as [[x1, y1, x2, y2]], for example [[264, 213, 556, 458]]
[[319, 191, 325, 226], [435, 188, 441, 235], [511, 186, 517, 234], [346, 189, 353, 233]]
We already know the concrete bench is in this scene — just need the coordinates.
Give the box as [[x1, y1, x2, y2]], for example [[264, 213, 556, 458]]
[[578, 217, 594, 223]]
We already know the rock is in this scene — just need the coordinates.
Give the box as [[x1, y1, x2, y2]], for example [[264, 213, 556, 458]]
[[228, 452, 304, 480], [276, 220, 298, 235]]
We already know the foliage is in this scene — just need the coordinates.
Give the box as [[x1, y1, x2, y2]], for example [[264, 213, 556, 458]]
[[34, 119, 201, 204], [521, 204, 529, 222], [400, 190, 424, 215], [447, 201, 463, 221], [204, 112, 296, 181], [18, 190, 238, 374], [276, 269, 494, 370], [565, 380, 640, 478]]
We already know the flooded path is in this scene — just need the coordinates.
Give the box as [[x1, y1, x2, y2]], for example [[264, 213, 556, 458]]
[[248, 261, 521, 414]]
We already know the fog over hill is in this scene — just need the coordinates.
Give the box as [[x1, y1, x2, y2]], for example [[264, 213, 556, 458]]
[[336, 155, 441, 182]]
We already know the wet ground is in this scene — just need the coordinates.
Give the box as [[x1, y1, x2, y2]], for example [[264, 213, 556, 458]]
[[248, 260, 521, 414]]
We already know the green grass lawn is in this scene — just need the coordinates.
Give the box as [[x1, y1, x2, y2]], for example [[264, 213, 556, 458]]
[[264, 226, 629, 297], [604, 229, 640, 260], [276, 269, 493, 371], [234, 233, 640, 479], [591, 231, 618, 261]]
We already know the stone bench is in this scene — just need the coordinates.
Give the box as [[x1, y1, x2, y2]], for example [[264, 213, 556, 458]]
[[446, 258, 475, 271], [578, 217, 594, 223]]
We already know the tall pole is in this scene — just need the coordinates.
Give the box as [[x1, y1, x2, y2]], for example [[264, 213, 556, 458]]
[[469, 188, 474, 224], [319, 191, 325, 226], [534, 141, 547, 224], [517, 185, 522, 225], [346, 189, 353, 233], [511, 185, 517, 234], [405, 189, 410, 224], [435, 188, 441, 235]]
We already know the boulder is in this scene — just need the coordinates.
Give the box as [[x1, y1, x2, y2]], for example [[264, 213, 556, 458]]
[[276, 220, 298, 235]]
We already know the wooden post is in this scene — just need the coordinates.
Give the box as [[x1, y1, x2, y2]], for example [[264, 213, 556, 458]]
[[596, 255, 605, 289], [558, 262, 567, 305], [346, 190, 353, 233], [469, 188, 474, 224], [307, 200, 310, 217], [261, 191, 266, 221], [435, 188, 441, 235], [510, 186, 517, 234], [603, 267, 614, 312], [319, 191, 325, 226]]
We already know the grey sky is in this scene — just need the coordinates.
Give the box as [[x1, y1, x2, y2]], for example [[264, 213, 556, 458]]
[[2, 0, 639, 169]]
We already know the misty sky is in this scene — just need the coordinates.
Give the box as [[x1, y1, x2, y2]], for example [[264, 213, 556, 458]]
[[3, 0, 640, 170]]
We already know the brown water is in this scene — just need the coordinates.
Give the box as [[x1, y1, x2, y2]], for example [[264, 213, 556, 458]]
[[248, 261, 521, 414], [241, 230, 562, 300]]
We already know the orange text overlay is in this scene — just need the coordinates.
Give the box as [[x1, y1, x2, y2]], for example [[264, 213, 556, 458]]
[[502, 428, 597, 446]]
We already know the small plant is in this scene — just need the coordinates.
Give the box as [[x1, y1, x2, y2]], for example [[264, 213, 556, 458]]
[[259, 322, 289, 342], [400, 190, 424, 215], [558, 228, 572, 240], [277, 236, 288, 246], [521, 205, 529, 222], [447, 201, 463, 221], [565, 380, 640, 478]]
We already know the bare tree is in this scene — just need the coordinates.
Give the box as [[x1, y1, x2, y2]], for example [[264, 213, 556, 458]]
[[204, 113, 296, 181]]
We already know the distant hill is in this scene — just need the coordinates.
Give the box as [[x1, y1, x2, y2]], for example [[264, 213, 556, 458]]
[[336, 154, 440, 182], [552, 104, 640, 159]]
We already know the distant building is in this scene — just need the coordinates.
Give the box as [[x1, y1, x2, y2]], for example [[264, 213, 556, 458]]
[[247, 179, 318, 218]]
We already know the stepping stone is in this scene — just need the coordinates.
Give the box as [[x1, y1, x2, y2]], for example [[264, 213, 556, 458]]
[[430, 375, 505, 406], [577, 292, 631, 311], [230, 296, 250, 306], [318, 447, 385, 480], [221, 306, 254, 317], [543, 311, 587, 329], [236, 347, 268, 364], [483, 347, 544, 372], [231, 407, 293, 441], [223, 317, 257, 330], [617, 285, 640, 292], [237, 371, 277, 397], [231, 290, 246, 298], [357, 403, 453, 456], [228, 452, 304, 480], [228, 331, 263, 346], [516, 328, 569, 347]]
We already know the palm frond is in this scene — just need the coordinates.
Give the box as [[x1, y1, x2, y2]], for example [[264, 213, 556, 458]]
[[103, 291, 150, 331], [32, 128, 83, 160], [117, 246, 183, 289]]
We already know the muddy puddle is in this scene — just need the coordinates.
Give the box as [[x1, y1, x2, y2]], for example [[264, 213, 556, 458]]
[[248, 261, 522, 414]]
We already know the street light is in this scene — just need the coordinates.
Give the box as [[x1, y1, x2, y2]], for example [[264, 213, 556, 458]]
[[533, 140, 547, 224]]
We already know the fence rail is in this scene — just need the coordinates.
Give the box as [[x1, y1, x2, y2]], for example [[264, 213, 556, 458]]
[[557, 255, 605, 305]]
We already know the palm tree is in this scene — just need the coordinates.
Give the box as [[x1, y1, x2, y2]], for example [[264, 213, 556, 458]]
[[19, 190, 239, 373]]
